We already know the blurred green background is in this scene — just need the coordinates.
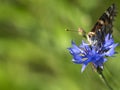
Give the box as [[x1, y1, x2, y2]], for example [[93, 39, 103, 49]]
[[0, 0, 120, 90]]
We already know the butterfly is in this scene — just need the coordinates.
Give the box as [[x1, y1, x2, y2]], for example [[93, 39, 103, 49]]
[[67, 4, 118, 74], [85, 4, 117, 72], [79, 4, 117, 47]]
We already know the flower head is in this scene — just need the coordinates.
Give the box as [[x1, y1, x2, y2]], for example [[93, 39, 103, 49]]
[[68, 34, 118, 72]]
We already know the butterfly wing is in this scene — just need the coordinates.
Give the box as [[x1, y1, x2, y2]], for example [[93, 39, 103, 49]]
[[91, 4, 117, 43], [89, 4, 117, 72]]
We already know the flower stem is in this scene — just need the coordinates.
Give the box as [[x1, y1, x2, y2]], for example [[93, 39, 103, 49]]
[[97, 70, 113, 90]]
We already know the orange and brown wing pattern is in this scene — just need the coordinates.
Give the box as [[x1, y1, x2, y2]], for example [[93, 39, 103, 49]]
[[91, 4, 117, 33], [91, 4, 117, 41]]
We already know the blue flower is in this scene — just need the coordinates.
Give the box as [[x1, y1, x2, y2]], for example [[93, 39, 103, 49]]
[[68, 34, 118, 72], [103, 34, 118, 56]]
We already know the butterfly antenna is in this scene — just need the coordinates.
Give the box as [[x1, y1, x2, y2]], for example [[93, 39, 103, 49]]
[[65, 28, 87, 38], [65, 29, 78, 32]]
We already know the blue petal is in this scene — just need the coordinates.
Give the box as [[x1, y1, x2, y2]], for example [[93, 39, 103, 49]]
[[81, 40, 89, 47], [93, 58, 105, 68], [104, 39, 114, 47], [72, 58, 83, 64], [68, 42, 80, 54], [81, 64, 87, 72], [104, 34, 114, 47], [72, 55, 83, 64], [105, 43, 118, 56]]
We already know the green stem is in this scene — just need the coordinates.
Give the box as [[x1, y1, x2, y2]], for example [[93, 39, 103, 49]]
[[98, 71, 113, 90]]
